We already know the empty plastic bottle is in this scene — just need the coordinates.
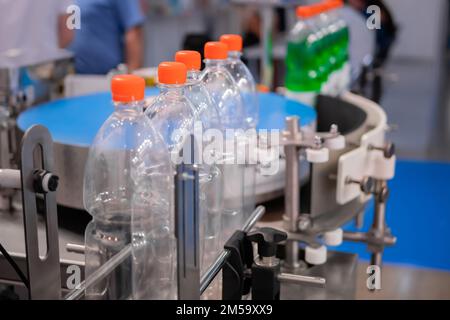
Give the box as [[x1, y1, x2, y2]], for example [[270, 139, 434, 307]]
[[146, 62, 197, 156], [143, 61, 199, 299], [83, 75, 173, 300], [202, 41, 246, 244], [174, 50, 224, 275], [220, 34, 258, 129], [220, 34, 258, 220]]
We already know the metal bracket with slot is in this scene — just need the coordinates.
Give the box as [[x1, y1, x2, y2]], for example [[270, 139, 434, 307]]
[[0, 125, 60, 299]]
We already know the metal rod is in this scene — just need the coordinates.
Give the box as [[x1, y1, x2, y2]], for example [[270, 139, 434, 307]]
[[66, 243, 86, 254], [242, 205, 266, 233], [65, 206, 266, 299], [200, 205, 265, 294], [0, 169, 21, 189], [373, 180, 387, 231], [344, 231, 396, 246], [343, 231, 368, 242], [371, 252, 382, 267], [283, 117, 301, 269], [64, 245, 132, 300], [278, 273, 326, 288], [199, 251, 230, 295], [371, 180, 387, 267], [284, 241, 300, 269]]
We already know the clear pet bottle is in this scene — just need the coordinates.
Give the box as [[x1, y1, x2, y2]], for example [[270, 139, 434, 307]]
[[83, 75, 173, 300]]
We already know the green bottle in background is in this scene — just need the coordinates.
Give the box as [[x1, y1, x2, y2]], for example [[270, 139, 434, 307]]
[[285, 5, 322, 106]]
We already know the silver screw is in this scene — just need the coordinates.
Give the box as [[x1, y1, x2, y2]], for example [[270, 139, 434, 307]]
[[298, 215, 311, 231], [314, 136, 322, 149], [330, 124, 338, 135]]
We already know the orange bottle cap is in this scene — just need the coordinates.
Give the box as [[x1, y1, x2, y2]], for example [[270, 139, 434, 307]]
[[204, 41, 228, 60], [220, 34, 243, 52], [311, 3, 327, 14], [175, 50, 201, 71], [323, 1, 334, 10], [111, 74, 145, 102], [158, 61, 187, 85], [296, 6, 316, 19], [257, 84, 270, 93]]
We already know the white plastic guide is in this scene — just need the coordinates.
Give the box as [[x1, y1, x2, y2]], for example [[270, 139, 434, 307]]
[[336, 93, 396, 205]]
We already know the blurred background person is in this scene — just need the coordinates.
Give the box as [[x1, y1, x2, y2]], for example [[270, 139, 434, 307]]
[[0, 0, 74, 55], [69, 0, 146, 74]]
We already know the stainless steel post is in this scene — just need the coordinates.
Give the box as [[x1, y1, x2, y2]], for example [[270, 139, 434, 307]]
[[283, 117, 301, 269], [175, 160, 201, 300], [370, 180, 387, 267]]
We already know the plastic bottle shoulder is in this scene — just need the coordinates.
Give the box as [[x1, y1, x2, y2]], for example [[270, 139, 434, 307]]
[[145, 89, 197, 153]]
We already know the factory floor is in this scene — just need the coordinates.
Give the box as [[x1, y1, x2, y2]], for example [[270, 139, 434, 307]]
[[356, 263, 450, 300]]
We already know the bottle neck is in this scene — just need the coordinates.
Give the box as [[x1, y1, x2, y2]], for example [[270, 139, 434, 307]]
[[328, 9, 339, 21], [158, 83, 184, 94], [228, 51, 242, 60], [113, 100, 144, 111], [204, 59, 226, 68], [187, 70, 201, 82]]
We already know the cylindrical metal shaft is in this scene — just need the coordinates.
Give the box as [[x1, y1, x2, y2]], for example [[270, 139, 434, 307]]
[[283, 117, 301, 269]]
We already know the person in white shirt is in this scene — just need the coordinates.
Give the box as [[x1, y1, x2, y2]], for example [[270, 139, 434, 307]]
[[0, 0, 74, 55]]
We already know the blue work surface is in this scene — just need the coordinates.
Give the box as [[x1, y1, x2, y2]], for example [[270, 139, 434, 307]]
[[17, 91, 316, 147], [338, 160, 450, 271]]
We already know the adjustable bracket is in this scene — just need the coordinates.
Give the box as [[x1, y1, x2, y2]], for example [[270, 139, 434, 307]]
[[20, 125, 61, 299]]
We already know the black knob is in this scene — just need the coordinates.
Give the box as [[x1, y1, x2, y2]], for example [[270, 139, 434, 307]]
[[346, 176, 374, 194], [47, 174, 59, 192], [360, 176, 374, 194], [370, 143, 395, 159], [33, 170, 59, 193], [385, 143, 395, 158], [247, 227, 287, 258]]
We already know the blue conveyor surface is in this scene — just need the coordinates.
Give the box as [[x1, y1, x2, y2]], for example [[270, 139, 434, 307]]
[[17, 90, 316, 147]]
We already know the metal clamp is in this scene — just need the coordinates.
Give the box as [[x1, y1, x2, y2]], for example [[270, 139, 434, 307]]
[[344, 179, 396, 267]]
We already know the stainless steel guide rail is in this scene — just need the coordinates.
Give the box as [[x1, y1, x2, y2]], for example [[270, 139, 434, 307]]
[[200, 205, 266, 295], [64, 206, 268, 300], [64, 245, 132, 300]]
